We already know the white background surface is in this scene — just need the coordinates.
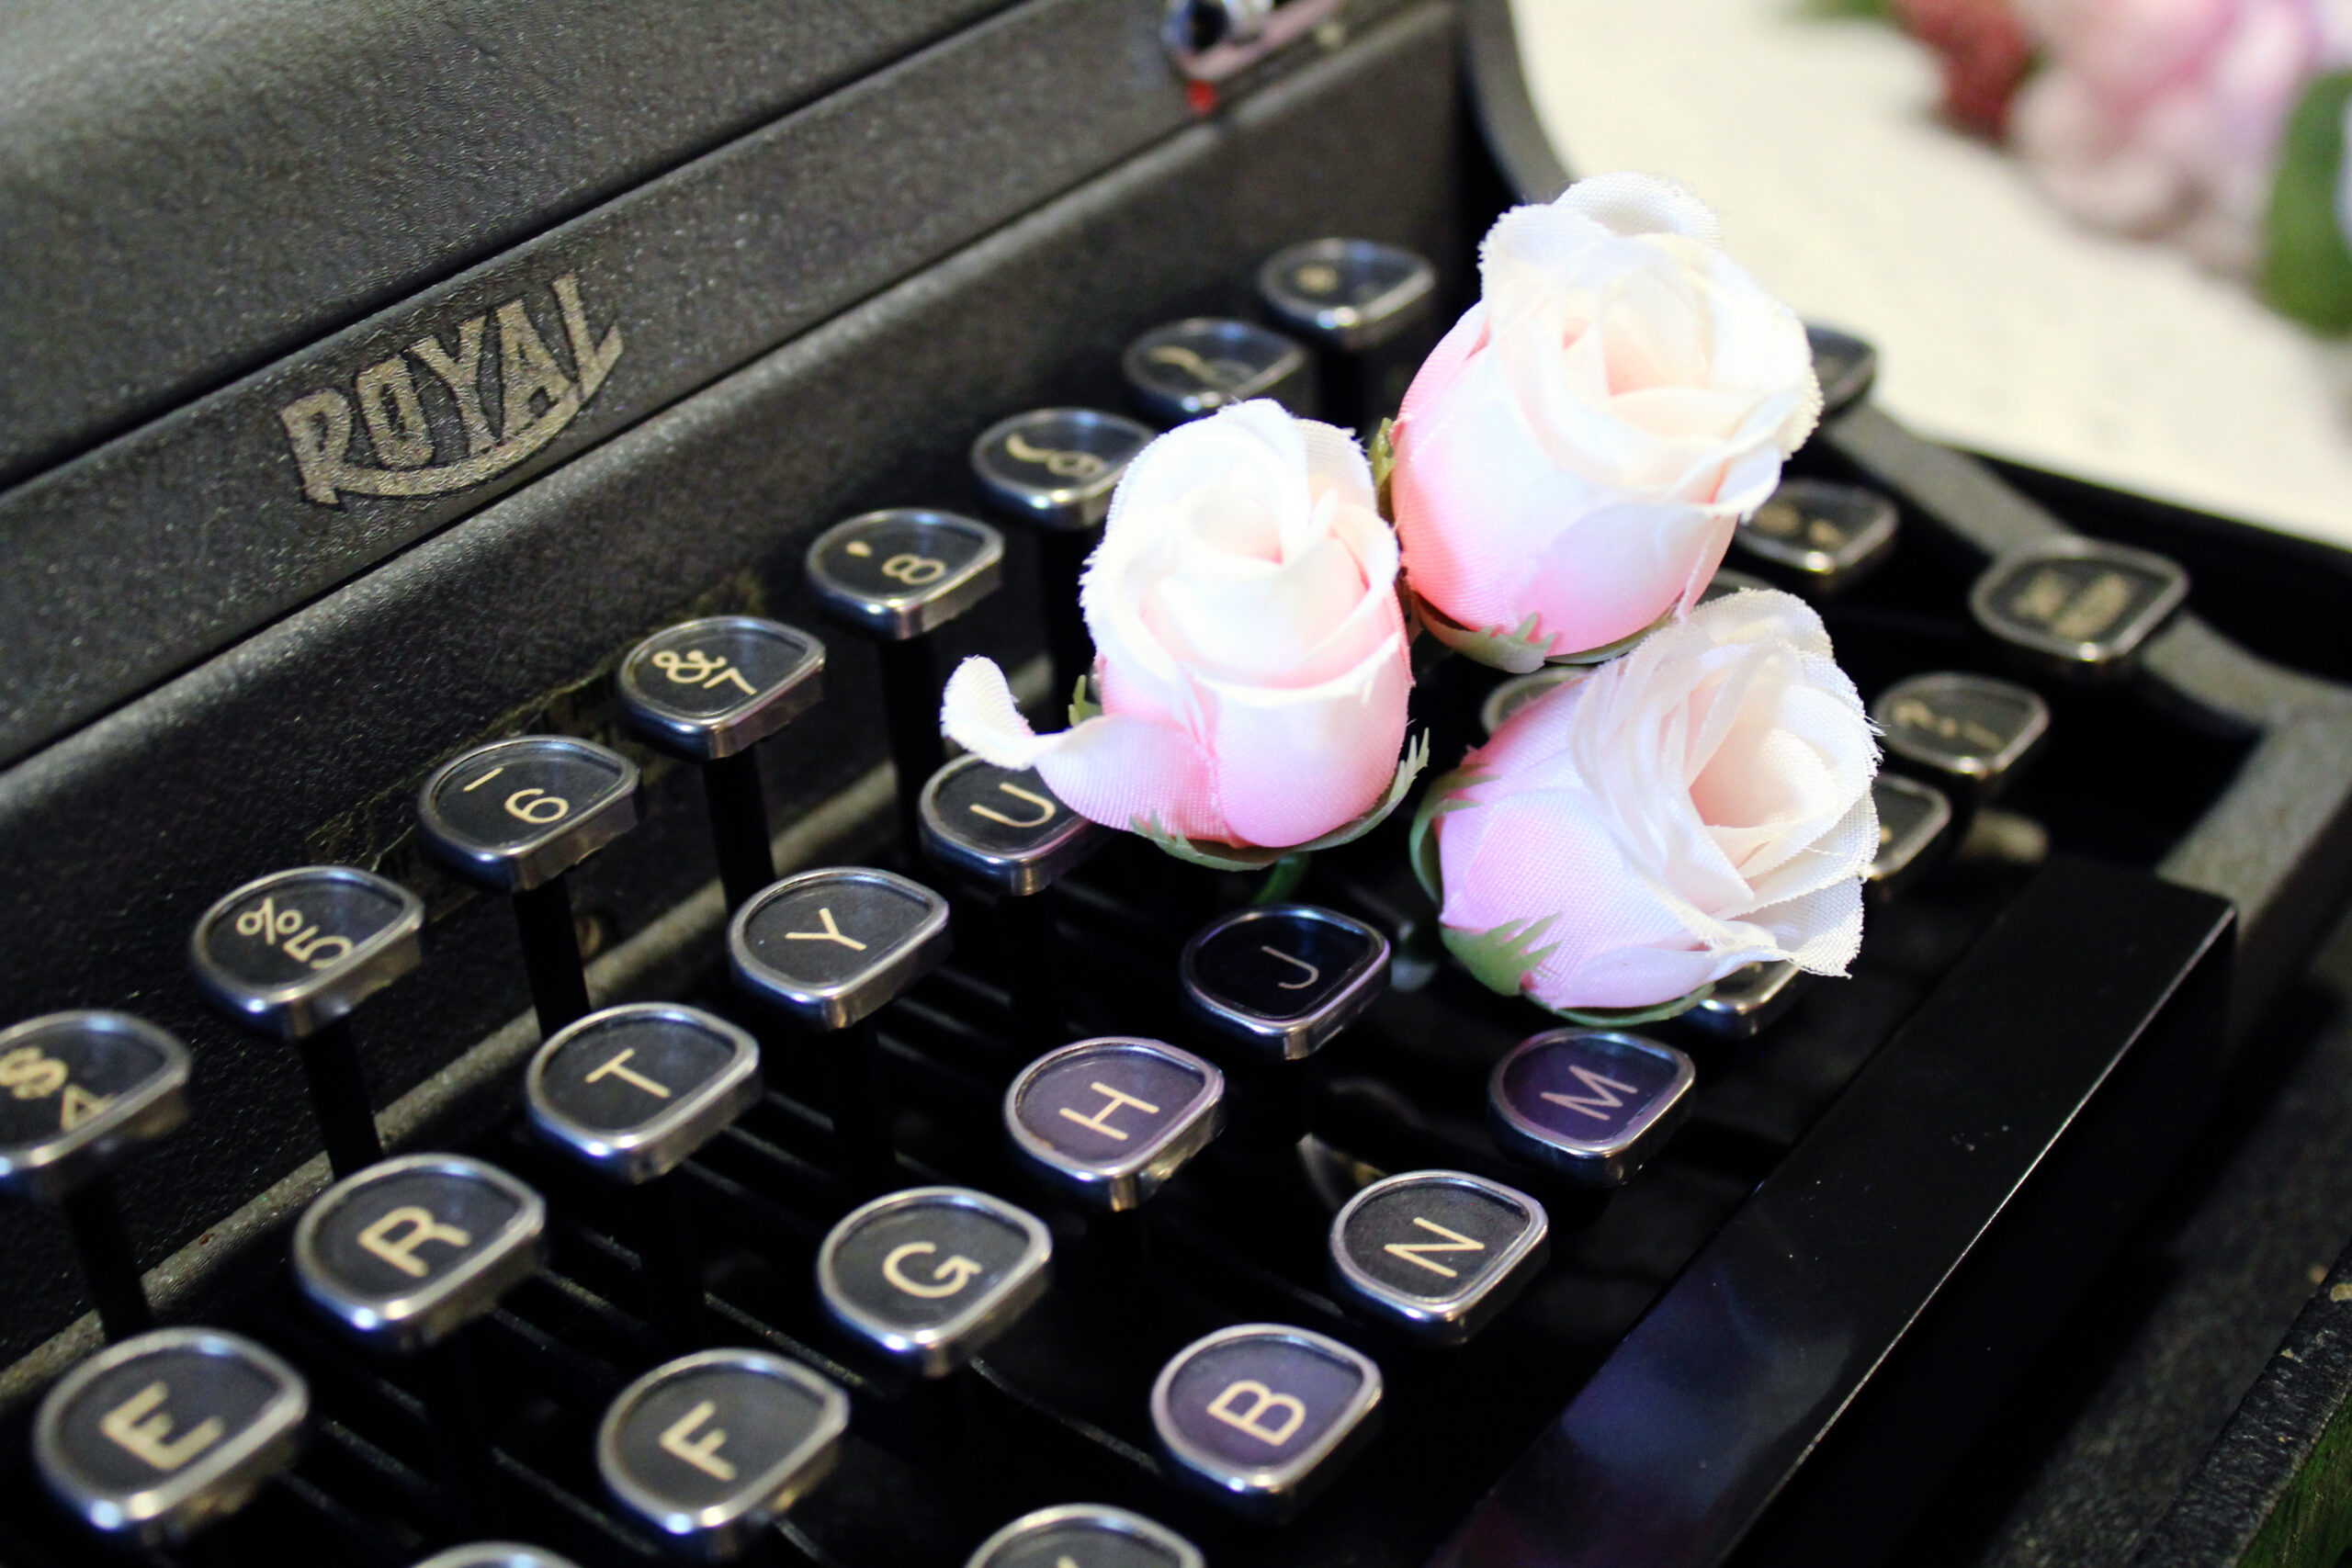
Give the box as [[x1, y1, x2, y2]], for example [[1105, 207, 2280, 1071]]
[[1508, 0, 2352, 548]]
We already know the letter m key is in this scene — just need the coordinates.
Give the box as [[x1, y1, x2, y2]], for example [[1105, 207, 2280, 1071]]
[[1541, 1066, 1638, 1123]]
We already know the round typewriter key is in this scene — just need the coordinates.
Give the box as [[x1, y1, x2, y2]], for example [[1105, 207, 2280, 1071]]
[[1005, 1038, 1225, 1213], [1488, 1029, 1695, 1187], [731, 868, 951, 1189], [192, 865, 423, 1178], [1868, 772, 1955, 902], [1329, 1170, 1549, 1346], [1181, 904, 1390, 1061], [528, 1005, 760, 1346], [1676, 960, 1810, 1043], [413, 1549, 583, 1568], [966, 1504, 1204, 1568], [1733, 479, 1899, 597], [971, 406, 1150, 703], [418, 735, 642, 1037], [1123, 317, 1315, 425], [619, 616, 827, 913], [1969, 536, 2188, 679], [816, 1186, 1052, 1377], [1871, 671, 2051, 797], [0, 1011, 190, 1340], [1258, 237, 1437, 433], [35, 1327, 307, 1547], [921, 755, 1104, 1045], [806, 508, 1004, 852], [1149, 1323, 1382, 1519], [1806, 322, 1878, 420], [1479, 667, 1587, 739], [597, 1348, 849, 1558]]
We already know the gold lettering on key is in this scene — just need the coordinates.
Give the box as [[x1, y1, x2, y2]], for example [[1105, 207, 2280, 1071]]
[[784, 907, 867, 951], [99, 1382, 224, 1472], [881, 554, 947, 586], [235, 895, 355, 972], [584, 1047, 671, 1099], [1261, 946, 1320, 990], [650, 649, 758, 695], [2052, 571, 2133, 642], [969, 783, 1056, 829], [882, 1241, 984, 1299], [1003, 430, 1110, 481], [356, 1205, 473, 1279], [1541, 1066, 1638, 1122], [0, 1048, 113, 1133], [1148, 344, 1254, 388], [1889, 698, 2006, 754], [1383, 1216, 1485, 1279], [1205, 1380, 1306, 1447], [658, 1400, 738, 1481], [503, 787, 571, 826], [1057, 1082, 1161, 1142]]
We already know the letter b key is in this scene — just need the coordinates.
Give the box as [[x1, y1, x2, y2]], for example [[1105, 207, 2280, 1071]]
[[1152, 1324, 1382, 1519]]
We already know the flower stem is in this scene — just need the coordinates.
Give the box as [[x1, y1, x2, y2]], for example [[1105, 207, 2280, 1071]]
[[1251, 852, 1313, 906]]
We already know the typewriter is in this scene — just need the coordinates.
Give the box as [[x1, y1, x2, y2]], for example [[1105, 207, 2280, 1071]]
[[5, 2, 2352, 1565]]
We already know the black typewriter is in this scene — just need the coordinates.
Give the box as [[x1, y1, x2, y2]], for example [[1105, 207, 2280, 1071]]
[[6, 3, 2352, 1565]]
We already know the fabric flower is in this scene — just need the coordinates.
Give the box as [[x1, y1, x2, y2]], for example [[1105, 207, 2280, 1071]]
[[2013, 0, 2351, 274], [1895, 0, 2037, 137], [1387, 172, 1823, 674], [1410, 588, 1879, 1016], [943, 400, 1417, 859]]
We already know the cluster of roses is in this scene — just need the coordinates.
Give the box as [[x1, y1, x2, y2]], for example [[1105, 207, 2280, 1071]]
[[943, 173, 1882, 1022]]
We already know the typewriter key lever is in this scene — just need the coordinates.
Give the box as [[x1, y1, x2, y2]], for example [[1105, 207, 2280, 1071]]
[[0, 1011, 189, 1340], [191, 865, 424, 1178], [730, 867, 952, 1192], [618, 616, 826, 912], [966, 1504, 1204, 1568], [1329, 1170, 1550, 1347], [1151, 1323, 1382, 1520], [806, 509, 1004, 852], [417, 735, 642, 1037], [920, 754, 1105, 1046], [597, 1348, 849, 1560], [1258, 237, 1438, 435], [1488, 1028, 1696, 1187], [1123, 317, 1315, 425], [34, 1326, 308, 1548], [526, 1004, 762, 1347], [294, 1154, 548, 1522], [970, 407, 1152, 702], [1970, 536, 2189, 682]]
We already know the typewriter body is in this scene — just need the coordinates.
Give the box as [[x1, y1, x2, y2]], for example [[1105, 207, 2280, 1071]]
[[5, 3, 2352, 1564]]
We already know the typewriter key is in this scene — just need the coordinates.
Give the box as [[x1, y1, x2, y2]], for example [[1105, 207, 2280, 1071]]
[[921, 755, 1104, 1045], [1329, 1170, 1549, 1346], [1181, 904, 1390, 1061], [806, 508, 1005, 851], [1970, 536, 2188, 679], [597, 1348, 849, 1558], [34, 1327, 307, 1547], [526, 1005, 762, 1345], [1258, 237, 1438, 434], [816, 1186, 1052, 1377], [1701, 565, 1777, 604], [1123, 317, 1315, 425], [1869, 773, 1955, 899], [1488, 1029, 1696, 1186], [1733, 479, 1899, 597], [0, 1010, 189, 1339], [1677, 960, 1810, 1043], [191, 865, 424, 1178], [966, 1504, 1204, 1568], [1806, 322, 1878, 420], [413, 1549, 583, 1568], [971, 408, 1153, 699], [1871, 671, 2051, 797], [618, 616, 826, 912], [730, 868, 952, 1190], [1150, 1323, 1382, 1519], [418, 735, 642, 1037], [1004, 1038, 1226, 1213]]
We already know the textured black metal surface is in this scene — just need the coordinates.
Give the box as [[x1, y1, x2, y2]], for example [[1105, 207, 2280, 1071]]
[[1433, 860, 2233, 1568], [0, 0, 1012, 485], [0, 0, 1464, 1367]]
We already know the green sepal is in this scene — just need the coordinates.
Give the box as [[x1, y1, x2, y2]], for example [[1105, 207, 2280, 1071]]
[[1372, 417, 1398, 522], [2260, 72, 2352, 336], [1129, 729, 1433, 872], [1440, 916, 1562, 998], [1543, 607, 1676, 666], [1406, 763, 1489, 904], [1408, 590, 1674, 674], [1068, 674, 1102, 728]]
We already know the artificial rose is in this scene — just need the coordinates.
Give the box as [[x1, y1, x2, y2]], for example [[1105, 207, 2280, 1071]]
[[1410, 588, 1879, 1016], [2013, 0, 2351, 274], [942, 400, 1417, 859], [1387, 172, 1823, 674]]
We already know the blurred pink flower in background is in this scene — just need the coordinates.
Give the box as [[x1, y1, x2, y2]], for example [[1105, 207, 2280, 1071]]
[[1388, 173, 1822, 673], [1895, 0, 2038, 136], [2013, 0, 2352, 272], [1412, 589, 1879, 1014], [942, 400, 1414, 852]]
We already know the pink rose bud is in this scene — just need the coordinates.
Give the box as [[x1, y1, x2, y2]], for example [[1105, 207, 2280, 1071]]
[[943, 400, 1415, 852], [1388, 172, 1824, 673], [1413, 588, 1880, 1014]]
